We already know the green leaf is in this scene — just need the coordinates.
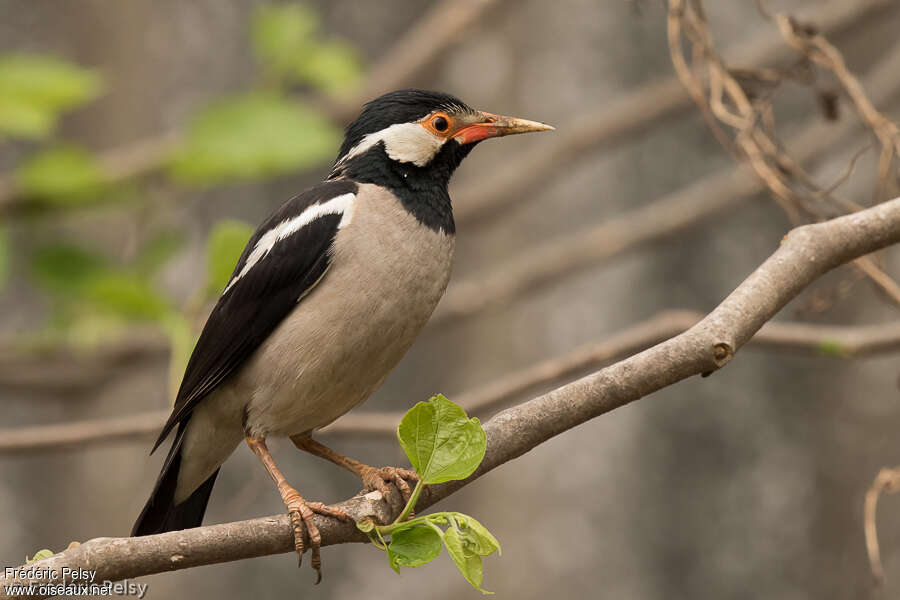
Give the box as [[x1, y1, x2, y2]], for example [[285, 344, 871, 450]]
[[817, 339, 846, 357], [54, 311, 129, 348], [251, 4, 361, 94], [30, 244, 109, 295], [397, 394, 487, 485], [81, 272, 170, 321], [206, 220, 254, 293], [251, 4, 319, 75], [355, 518, 376, 534], [135, 231, 185, 276], [443, 527, 490, 594], [454, 514, 501, 557], [26, 549, 54, 563], [0, 54, 104, 139], [387, 526, 443, 573], [163, 313, 196, 402], [297, 41, 361, 95], [17, 145, 106, 202], [169, 93, 340, 184], [0, 98, 55, 138]]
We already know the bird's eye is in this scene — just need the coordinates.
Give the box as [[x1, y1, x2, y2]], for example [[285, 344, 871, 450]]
[[432, 115, 449, 132]]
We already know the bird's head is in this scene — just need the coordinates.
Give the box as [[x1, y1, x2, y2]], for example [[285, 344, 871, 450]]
[[329, 89, 553, 183]]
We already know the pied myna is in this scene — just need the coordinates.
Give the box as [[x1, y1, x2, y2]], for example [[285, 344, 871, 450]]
[[132, 89, 552, 579]]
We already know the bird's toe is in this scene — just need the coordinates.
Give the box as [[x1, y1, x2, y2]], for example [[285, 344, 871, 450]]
[[361, 466, 419, 506], [285, 497, 345, 583]]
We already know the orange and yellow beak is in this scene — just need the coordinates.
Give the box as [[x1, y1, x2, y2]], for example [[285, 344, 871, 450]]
[[452, 111, 554, 144]]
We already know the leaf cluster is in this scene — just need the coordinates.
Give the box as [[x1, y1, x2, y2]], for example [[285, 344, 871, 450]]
[[0, 54, 103, 139], [28, 220, 250, 397], [359, 395, 500, 594]]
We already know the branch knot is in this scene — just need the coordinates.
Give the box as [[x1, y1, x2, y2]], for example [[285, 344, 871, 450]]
[[712, 342, 734, 366]]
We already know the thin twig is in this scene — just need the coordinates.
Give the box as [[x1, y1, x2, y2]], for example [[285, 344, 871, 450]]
[[436, 38, 900, 325], [453, 0, 897, 225], [771, 11, 900, 202], [865, 467, 900, 585], [667, 0, 900, 302]]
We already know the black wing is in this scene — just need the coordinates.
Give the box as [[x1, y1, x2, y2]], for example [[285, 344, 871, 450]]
[[152, 180, 358, 451]]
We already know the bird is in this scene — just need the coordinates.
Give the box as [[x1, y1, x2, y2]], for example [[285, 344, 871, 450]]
[[131, 88, 553, 580]]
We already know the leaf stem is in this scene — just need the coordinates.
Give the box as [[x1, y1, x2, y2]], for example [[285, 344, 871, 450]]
[[394, 478, 424, 525]]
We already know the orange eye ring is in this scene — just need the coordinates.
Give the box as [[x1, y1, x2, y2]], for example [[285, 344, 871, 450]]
[[424, 112, 453, 135]]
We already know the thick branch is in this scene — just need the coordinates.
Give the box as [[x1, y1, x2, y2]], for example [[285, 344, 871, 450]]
[[3, 196, 900, 599]]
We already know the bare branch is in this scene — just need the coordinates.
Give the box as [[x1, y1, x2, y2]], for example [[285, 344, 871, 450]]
[[0, 312, 897, 453], [5, 309, 900, 455], [0, 330, 168, 392], [3, 195, 900, 599], [435, 63, 900, 323], [771, 10, 900, 201], [435, 31, 900, 325], [452, 0, 897, 224], [668, 0, 900, 302], [865, 467, 900, 586]]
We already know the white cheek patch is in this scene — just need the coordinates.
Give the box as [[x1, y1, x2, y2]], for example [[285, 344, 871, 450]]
[[223, 193, 356, 294], [379, 123, 446, 166], [339, 122, 447, 167]]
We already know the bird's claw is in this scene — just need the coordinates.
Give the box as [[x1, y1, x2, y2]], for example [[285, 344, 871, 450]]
[[284, 495, 351, 584], [360, 466, 418, 507]]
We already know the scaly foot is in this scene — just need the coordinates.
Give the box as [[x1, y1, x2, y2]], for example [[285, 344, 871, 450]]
[[283, 491, 351, 583], [359, 465, 419, 506]]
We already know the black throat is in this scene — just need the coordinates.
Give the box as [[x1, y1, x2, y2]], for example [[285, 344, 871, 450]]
[[329, 140, 476, 235]]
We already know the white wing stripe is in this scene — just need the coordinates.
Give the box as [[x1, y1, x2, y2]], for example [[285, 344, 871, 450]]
[[223, 192, 355, 294]]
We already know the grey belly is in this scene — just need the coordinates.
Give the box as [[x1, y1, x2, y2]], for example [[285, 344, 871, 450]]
[[174, 184, 453, 501], [238, 186, 454, 437]]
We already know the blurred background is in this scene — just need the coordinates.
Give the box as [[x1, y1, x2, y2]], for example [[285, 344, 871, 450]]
[[1, 0, 900, 598]]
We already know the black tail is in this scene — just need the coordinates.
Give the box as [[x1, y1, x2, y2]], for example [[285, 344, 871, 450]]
[[132, 421, 219, 536]]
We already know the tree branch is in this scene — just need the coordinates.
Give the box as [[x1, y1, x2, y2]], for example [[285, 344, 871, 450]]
[[3, 195, 900, 599], [668, 0, 900, 303], [4, 311, 900, 455], [865, 466, 900, 585]]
